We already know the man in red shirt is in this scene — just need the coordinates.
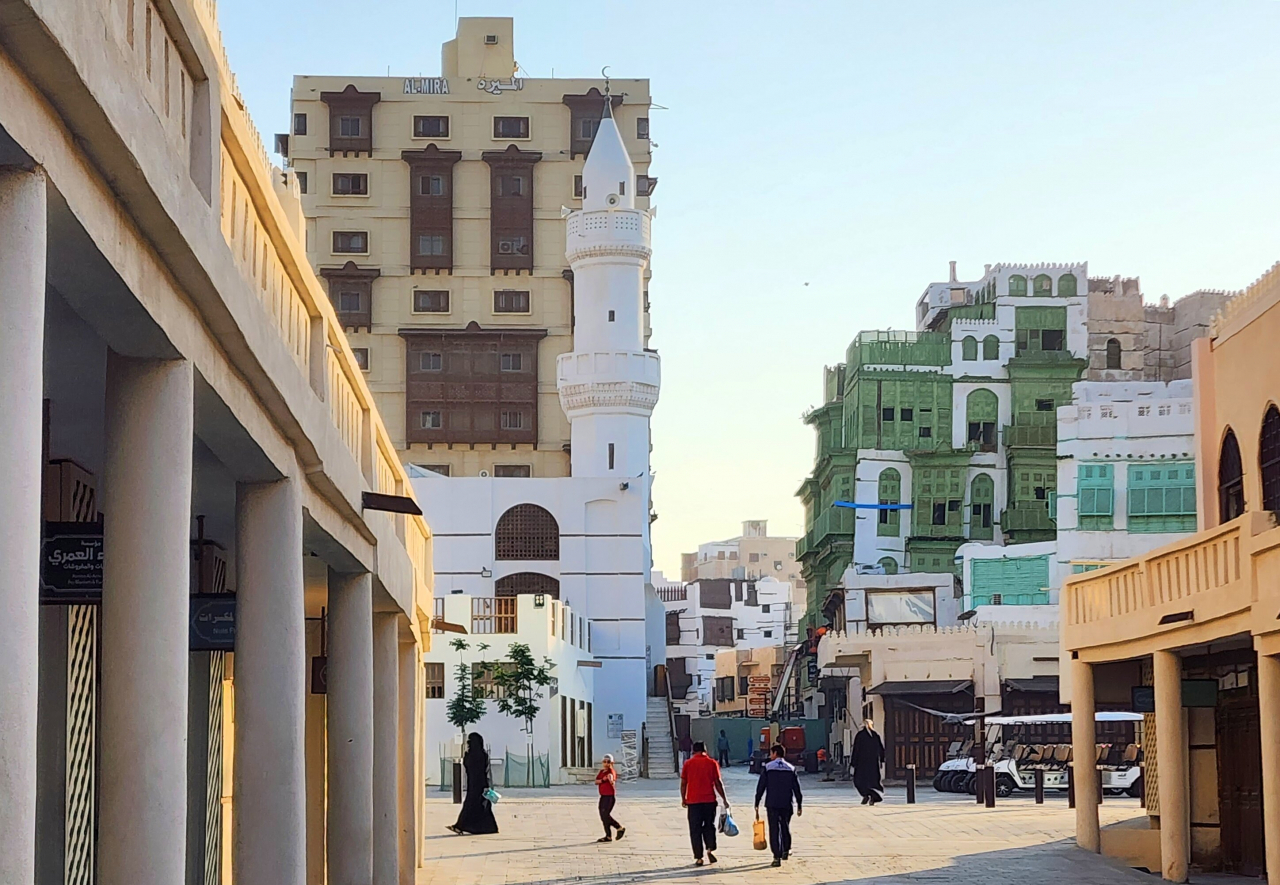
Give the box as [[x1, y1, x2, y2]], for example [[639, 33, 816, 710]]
[[680, 741, 729, 865]]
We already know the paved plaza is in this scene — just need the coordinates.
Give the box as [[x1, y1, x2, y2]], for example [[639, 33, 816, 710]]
[[419, 768, 1155, 885]]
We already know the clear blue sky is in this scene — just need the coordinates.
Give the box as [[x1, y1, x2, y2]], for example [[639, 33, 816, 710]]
[[218, 0, 1280, 578]]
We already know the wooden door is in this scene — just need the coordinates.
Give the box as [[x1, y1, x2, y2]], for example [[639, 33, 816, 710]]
[[1216, 692, 1265, 876], [884, 696, 969, 778]]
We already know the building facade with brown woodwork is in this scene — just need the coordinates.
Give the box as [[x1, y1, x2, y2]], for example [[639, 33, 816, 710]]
[[286, 17, 655, 478]]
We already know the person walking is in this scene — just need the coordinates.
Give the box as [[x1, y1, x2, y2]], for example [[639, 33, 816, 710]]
[[754, 744, 803, 866], [595, 754, 626, 842], [678, 732, 693, 767], [851, 718, 885, 805], [680, 740, 729, 866], [717, 729, 731, 767], [447, 733, 499, 834]]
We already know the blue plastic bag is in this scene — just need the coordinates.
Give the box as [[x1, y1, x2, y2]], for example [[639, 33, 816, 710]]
[[718, 808, 739, 837], [483, 787, 501, 805]]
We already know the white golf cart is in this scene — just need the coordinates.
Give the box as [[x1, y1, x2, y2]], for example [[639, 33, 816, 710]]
[[932, 712, 1143, 798]]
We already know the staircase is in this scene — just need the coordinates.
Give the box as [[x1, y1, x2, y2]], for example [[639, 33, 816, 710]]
[[645, 697, 679, 779]]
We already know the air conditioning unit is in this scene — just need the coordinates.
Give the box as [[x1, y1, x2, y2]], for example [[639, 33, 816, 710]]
[[484, 34, 498, 44], [498, 241, 514, 254], [479, 469, 490, 477]]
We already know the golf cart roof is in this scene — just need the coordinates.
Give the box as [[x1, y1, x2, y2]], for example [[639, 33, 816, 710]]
[[976, 712, 1143, 725]]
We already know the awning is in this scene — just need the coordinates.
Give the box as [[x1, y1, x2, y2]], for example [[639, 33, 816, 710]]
[[868, 679, 972, 697], [1002, 676, 1060, 693]]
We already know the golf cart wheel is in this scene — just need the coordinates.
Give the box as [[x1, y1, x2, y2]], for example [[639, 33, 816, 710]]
[[995, 774, 1016, 798], [1126, 776, 1144, 799], [963, 773, 977, 795], [933, 772, 947, 792]]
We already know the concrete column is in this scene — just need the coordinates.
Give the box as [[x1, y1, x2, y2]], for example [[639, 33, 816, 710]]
[[1070, 658, 1100, 853], [233, 475, 306, 885], [372, 613, 399, 885], [397, 637, 418, 884], [98, 354, 194, 885], [1255, 651, 1280, 885], [327, 572, 374, 885], [0, 165, 46, 885], [1154, 650, 1189, 883]]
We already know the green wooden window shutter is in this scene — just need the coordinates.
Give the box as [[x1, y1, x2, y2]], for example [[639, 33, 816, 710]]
[[877, 468, 902, 537], [1033, 274, 1052, 296], [1077, 463, 1114, 530], [1008, 275, 1027, 297], [1058, 273, 1077, 298], [1128, 462, 1196, 532], [961, 337, 977, 360], [982, 335, 999, 360]]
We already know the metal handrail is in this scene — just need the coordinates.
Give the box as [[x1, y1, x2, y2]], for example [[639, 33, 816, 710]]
[[664, 671, 680, 774]]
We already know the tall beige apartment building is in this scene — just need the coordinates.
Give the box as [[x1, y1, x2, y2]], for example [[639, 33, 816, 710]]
[[681, 520, 805, 588], [285, 17, 655, 477]]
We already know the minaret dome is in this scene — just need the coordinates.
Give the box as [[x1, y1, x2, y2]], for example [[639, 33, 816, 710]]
[[581, 100, 635, 212]]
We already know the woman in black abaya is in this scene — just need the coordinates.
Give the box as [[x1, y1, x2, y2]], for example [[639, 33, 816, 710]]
[[851, 718, 885, 805], [448, 733, 499, 834]]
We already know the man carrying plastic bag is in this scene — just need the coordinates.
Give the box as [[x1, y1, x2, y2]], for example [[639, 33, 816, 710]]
[[754, 744, 803, 867]]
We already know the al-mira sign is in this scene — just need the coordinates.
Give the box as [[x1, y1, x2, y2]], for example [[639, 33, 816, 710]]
[[403, 77, 449, 95]]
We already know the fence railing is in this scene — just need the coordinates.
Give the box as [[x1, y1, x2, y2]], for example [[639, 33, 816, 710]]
[[471, 597, 518, 635]]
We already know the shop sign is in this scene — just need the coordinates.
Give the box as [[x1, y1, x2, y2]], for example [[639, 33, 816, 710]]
[[190, 594, 236, 651], [403, 77, 449, 94], [606, 713, 624, 738], [41, 522, 103, 603]]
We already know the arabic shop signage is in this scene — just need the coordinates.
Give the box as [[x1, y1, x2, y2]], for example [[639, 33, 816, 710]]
[[41, 522, 104, 602], [403, 77, 449, 95], [476, 78, 524, 95], [190, 594, 237, 651]]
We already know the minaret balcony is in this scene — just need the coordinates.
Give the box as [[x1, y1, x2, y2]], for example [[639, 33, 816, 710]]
[[556, 349, 661, 415], [565, 208, 652, 264]]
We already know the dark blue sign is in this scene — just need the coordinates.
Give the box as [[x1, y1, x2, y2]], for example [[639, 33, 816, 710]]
[[190, 594, 237, 651], [41, 522, 104, 603]]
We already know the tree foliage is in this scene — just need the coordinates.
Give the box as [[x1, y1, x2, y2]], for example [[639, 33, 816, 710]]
[[486, 642, 555, 737], [445, 638, 487, 737]]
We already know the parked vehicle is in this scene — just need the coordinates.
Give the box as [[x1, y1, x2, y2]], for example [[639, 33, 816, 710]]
[[931, 713, 1143, 798]]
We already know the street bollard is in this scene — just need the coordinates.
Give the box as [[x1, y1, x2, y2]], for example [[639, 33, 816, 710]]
[[1067, 764, 1075, 809], [1034, 768, 1044, 804], [984, 766, 995, 808], [906, 764, 916, 804], [453, 761, 463, 805], [975, 764, 986, 805], [1139, 765, 1146, 808], [1097, 768, 1104, 805]]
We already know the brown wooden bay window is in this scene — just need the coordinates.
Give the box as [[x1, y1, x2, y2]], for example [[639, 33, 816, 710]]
[[402, 145, 461, 272], [482, 145, 541, 271], [320, 85, 380, 155], [319, 261, 379, 332]]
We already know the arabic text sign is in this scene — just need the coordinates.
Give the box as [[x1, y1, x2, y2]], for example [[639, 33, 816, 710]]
[[403, 77, 449, 95], [190, 594, 237, 651], [476, 78, 524, 96], [41, 522, 104, 602]]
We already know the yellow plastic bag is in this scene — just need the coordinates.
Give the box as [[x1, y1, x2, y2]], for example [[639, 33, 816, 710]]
[[752, 815, 767, 851]]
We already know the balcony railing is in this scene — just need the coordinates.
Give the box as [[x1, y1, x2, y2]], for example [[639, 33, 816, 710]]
[[1002, 506, 1056, 533], [1003, 422, 1057, 448], [798, 507, 857, 561], [471, 597, 518, 635]]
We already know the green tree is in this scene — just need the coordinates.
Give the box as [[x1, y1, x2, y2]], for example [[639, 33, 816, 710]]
[[485, 643, 555, 785], [445, 638, 487, 738]]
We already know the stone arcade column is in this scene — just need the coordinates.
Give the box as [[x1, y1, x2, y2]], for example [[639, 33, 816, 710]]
[[1154, 650, 1189, 883], [397, 636, 418, 885], [98, 354, 194, 885], [0, 165, 46, 885], [1070, 658, 1100, 853], [233, 475, 306, 885], [1254, 649, 1280, 885], [372, 613, 400, 885], [327, 572, 374, 885]]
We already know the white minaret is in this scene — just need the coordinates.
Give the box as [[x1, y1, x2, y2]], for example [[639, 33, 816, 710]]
[[558, 99, 660, 478]]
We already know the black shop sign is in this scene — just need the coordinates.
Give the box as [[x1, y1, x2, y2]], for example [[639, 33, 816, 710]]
[[41, 522, 104, 603], [190, 594, 237, 651]]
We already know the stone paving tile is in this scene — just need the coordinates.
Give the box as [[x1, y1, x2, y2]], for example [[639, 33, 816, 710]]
[[420, 769, 1152, 885]]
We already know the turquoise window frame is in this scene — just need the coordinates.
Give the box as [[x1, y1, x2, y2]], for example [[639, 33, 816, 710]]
[[1128, 462, 1196, 533], [1077, 463, 1114, 530]]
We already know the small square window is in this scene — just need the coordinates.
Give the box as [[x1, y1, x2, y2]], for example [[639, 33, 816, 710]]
[[763, 629, 772, 638], [420, 410, 442, 429], [338, 116, 362, 138], [919, 426, 932, 438], [338, 290, 361, 312], [493, 116, 530, 139], [333, 173, 368, 195], [900, 408, 913, 422], [417, 234, 446, 256], [494, 290, 530, 313], [418, 352, 442, 372], [413, 115, 449, 138], [352, 347, 369, 370], [761, 604, 771, 614], [580, 118, 600, 140], [293, 113, 307, 136], [333, 231, 368, 253], [296, 171, 308, 194], [882, 408, 895, 422], [1036, 398, 1054, 412], [418, 175, 446, 196], [500, 353, 523, 372], [500, 410, 524, 430], [494, 464, 531, 478], [413, 290, 449, 313], [637, 175, 653, 197], [496, 175, 524, 198], [608, 310, 616, 322], [1041, 329, 1065, 351], [637, 117, 650, 140]]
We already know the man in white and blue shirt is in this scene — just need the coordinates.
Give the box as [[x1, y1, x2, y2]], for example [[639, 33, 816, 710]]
[[754, 745, 803, 866]]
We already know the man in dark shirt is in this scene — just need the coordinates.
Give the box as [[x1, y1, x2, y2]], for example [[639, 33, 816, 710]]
[[754, 744, 803, 866], [680, 741, 729, 866]]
